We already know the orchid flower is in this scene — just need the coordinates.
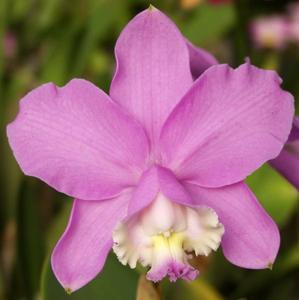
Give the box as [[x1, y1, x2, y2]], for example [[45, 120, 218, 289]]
[[250, 16, 289, 49], [270, 117, 299, 189], [7, 8, 294, 292]]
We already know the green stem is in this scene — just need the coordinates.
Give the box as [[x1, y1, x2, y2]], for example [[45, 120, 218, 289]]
[[233, 0, 251, 65]]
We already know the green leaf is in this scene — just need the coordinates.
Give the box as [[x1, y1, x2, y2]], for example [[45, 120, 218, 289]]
[[41, 253, 138, 300], [71, 0, 129, 76], [16, 178, 45, 298], [246, 164, 298, 226], [181, 3, 235, 46], [228, 245, 299, 299], [39, 28, 77, 85]]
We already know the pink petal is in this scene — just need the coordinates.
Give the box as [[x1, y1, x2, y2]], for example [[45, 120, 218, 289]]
[[184, 182, 280, 269], [270, 141, 299, 189], [186, 39, 218, 80], [127, 166, 160, 216], [158, 166, 195, 205], [7, 79, 149, 200], [147, 260, 198, 282], [110, 8, 193, 148], [128, 165, 193, 216], [160, 63, 294, 187], [51, 190, 132, 292], [269, 117, 299, 189], [288, 117, 299, 142]]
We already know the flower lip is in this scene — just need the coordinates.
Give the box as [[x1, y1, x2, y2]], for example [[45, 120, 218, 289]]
[[147, 260, 199, 283], [112, 192, 224, 282]]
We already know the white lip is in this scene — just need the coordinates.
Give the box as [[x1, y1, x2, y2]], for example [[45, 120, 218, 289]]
[[112, 192, 224, 281]]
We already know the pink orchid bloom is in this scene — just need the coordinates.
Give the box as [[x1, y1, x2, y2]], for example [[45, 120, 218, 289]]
[[270, 117, 299, 189], [250, 16, 289, 49], [7, 8, 294, 292]]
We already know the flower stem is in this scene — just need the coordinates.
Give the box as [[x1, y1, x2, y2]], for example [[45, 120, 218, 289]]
[[136, 274, 161, 300]]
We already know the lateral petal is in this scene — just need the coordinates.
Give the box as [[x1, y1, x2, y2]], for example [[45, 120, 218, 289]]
[[51, 191, 131, 292], [160, 63, 294, 187], [184, 182, 280, 269], [7, 79, 149, 200]]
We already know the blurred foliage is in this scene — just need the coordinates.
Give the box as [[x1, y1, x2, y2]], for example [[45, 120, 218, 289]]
[[42, 254, 139, 300], [0, 0, 299, 299], [246, 164, 298, 226]]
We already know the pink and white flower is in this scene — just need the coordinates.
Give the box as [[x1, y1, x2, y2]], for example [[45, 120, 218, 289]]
[[7, 8, 294, 292]]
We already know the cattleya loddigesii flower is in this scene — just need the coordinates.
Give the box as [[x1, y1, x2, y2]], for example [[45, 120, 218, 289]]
[[250, 16, 289, 50], [7, 8, 294, 292]]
